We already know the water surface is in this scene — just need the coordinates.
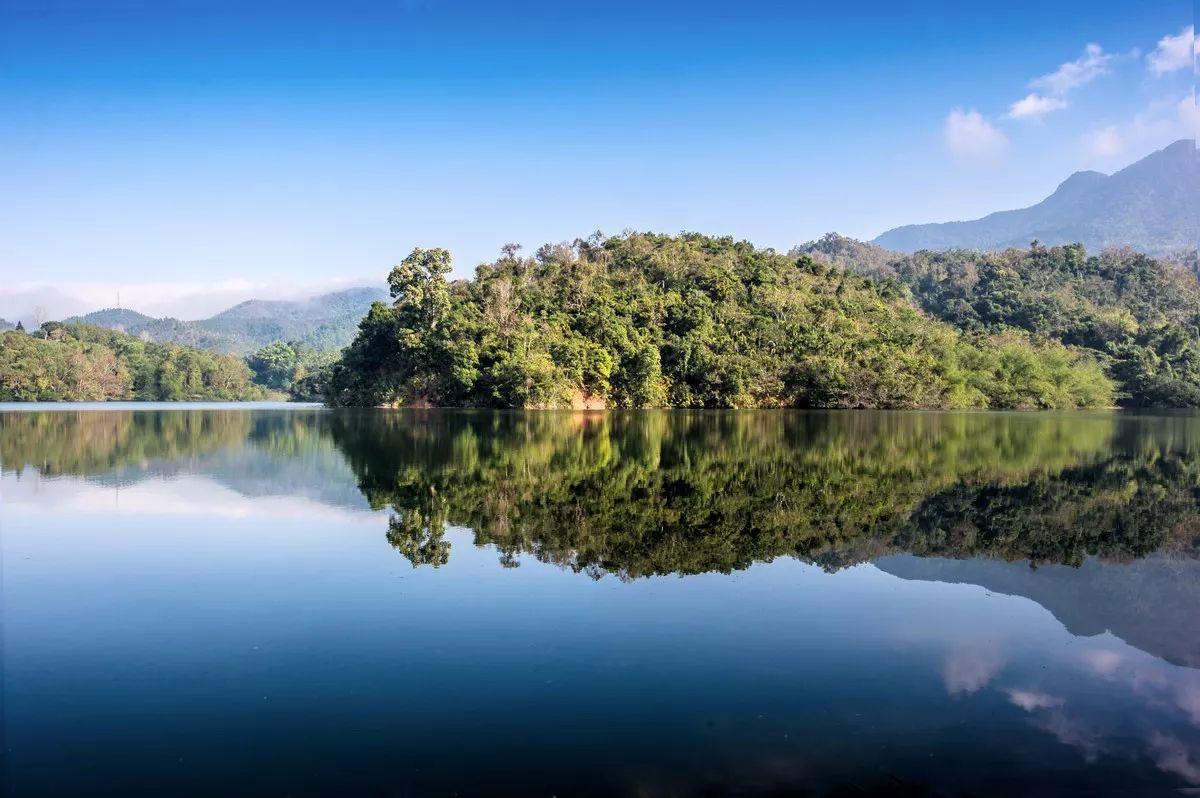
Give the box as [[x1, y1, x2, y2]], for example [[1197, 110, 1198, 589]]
[[3, 407, 1200, 795]]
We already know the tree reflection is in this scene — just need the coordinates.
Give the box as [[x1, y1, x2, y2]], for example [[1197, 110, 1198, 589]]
[[0, 409, 253, 477], [326, 410, 1200, 575], [5, 407, 1199, 577], [385, 492, 451, 568]]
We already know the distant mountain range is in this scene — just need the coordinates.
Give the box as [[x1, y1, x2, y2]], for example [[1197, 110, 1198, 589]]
[[68, 286, 388, 354], [874, 139, 1198, 256], [0, 318, 15, 332]]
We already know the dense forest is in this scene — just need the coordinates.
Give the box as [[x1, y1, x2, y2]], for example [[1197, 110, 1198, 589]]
[[6, 232, 1200, 408], [882, 244, 1200, 407], [0, 321, 265, 401], [246, 340, 337, 399], [794, 235, 1200, 406], [325, 233, 1114, 409]]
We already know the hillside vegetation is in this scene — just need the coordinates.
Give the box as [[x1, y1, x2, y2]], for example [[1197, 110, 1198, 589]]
[[818, 240, 1200, 407], [0, 322, 265, 401], [326, 233, 1113, 409]]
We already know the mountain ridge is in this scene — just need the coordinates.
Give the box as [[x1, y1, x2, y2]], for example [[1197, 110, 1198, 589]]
[[68, 286, 388, 354], [873, 139, 1198, 255]]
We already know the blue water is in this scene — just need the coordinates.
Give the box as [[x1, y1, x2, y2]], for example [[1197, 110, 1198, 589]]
[[3, 407, 1199, 795]]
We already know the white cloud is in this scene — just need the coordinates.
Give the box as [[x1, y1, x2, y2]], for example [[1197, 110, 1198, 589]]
[[1080, 648, 1125, 677], [1085, 126, 1125, 158], [1003, 42, 1120, 129], [942, 645, 1005, 695], [1008, 92, 1069, 119], [944, 108, 1009, 160], [1178, 92, 1199, 139], [1031, 43, 1113, 96], [1147, 25, 1195, 75], [1149, 733, 1200, 784], [1081, 92, 1198, 164], [1007, 688, 1065, 712], [1033, 710, 1107, 763], [3, 473, 377, 524]]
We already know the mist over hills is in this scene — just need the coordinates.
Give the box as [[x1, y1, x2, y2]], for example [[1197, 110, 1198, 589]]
[[874, 139, 1198, 256], [69, 286, 387, 354]]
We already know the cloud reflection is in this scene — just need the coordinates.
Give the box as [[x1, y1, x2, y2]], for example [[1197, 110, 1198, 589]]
[[1149, 733, 1200, 784], [942, 644, 1005, 695], [1006, 688, 1065, 712]]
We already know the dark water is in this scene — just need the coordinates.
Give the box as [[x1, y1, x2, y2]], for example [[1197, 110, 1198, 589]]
[[3, 406, 1200, 796]]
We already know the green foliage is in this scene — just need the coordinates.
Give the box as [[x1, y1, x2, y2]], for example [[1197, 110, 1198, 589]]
[[791, 232, 902, 280], [889, 243, 1200, 407], [248, 341, 300, 390], [328, 233, 1114, 409], [246, 340, 337, 395], [0, 322, 265, 401]]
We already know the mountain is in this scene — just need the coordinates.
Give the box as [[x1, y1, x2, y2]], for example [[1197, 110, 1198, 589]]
[[70, 308, 157, 330], [195, 287, 389, 352], [874, 139, 1199, 255], [69, 286, 388, 355], [0, 318, 14, 332]]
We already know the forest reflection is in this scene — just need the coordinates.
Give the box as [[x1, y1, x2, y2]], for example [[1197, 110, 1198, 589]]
[[329, 410, 1200, 576], [5, 408, 1200, 577]]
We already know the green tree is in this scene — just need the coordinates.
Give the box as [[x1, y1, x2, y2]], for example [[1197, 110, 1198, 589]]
[[0, 323, 264, 402], [248, 341, 299, 390], [327, 234, 1115, 410], [876, 244, 1200, 407]]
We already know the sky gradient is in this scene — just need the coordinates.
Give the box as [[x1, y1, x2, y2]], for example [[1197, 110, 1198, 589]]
[[0, 0, 1195, 320]]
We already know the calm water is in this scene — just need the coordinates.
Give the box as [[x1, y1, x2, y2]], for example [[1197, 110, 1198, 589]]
[[3, 406, 1200, 796]]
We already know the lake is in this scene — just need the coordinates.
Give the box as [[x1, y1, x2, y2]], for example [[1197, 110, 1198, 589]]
[[3, 405, 1200, 795]]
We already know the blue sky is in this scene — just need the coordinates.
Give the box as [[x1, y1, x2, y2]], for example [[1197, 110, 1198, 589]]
[[0, 0, 1194, 319]]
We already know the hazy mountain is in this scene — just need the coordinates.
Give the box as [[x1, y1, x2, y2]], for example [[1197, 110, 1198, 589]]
[[70, 308, 157, 330], [69, 286, 388, 354], [0, 318, 15, 332], [874, 139, 1199, 255]]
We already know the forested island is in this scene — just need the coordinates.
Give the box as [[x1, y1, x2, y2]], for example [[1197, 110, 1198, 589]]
[[322, 233, 1200, 409], [5, 232, 1200, 408]]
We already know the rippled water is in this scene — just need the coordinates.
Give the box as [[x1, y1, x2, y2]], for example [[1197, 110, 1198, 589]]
[[3, 406, 1200, 795]]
